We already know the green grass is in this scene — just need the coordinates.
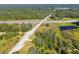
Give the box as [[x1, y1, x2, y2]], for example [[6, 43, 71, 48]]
[[57, 23, 76, 26], [63, 18, 79, 20], [0, 32, 24, 54], [27, 23, 79, 54]]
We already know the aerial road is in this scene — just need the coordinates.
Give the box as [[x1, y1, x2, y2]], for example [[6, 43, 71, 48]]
[[8, 14, 79, 54], [8, 13, 52, 54], [0, 20, 79, 24]]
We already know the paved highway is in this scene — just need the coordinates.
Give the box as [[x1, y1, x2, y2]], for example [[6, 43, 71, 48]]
[[8, 14, 51, 54], [8, 15, 79, 54], [0, 20, 79, 24]]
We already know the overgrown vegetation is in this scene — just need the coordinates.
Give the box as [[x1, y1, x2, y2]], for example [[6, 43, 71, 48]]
[[0, 5, 79, 54], [0, 23, 32, 32], [0, 23, 32, 53], [1, 8, 79, 20], [0, 8, 52, 20], [28, 24, 79, 54]]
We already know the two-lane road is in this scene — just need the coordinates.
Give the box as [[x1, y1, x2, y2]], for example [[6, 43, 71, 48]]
[[0, 20, 79, 24]]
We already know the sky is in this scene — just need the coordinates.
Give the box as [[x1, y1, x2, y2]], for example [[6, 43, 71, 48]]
[[0, 0, 79, 4]]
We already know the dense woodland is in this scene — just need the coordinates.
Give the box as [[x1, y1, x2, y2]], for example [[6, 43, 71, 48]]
[[0, 8, 52, 20], [0, 8, 79, 20]]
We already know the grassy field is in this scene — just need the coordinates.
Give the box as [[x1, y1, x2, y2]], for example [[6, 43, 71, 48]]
[[14, 23, 79, 54], [0, 32, 24, 53], [0, 22, 79, 54], [63, 18, 79, 20]]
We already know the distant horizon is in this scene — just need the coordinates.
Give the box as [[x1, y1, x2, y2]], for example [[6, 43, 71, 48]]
[[0, 4, 79, 8]]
